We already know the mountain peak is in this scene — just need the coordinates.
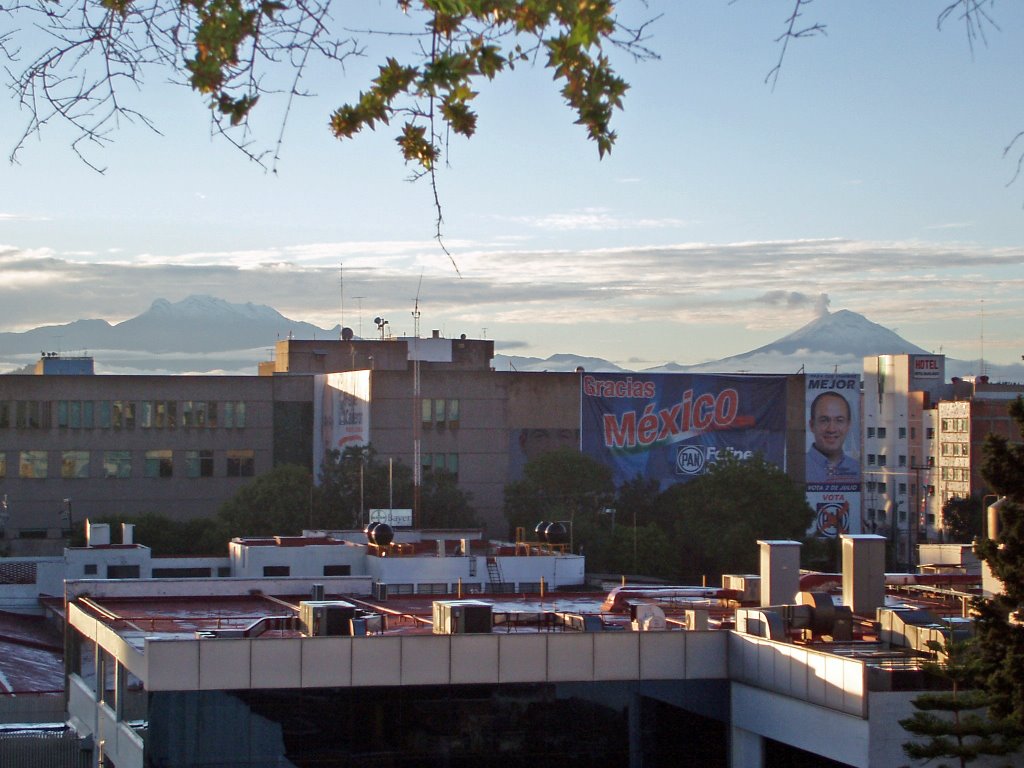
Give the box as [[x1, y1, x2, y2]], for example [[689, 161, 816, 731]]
[[746, 308, 929, 359]]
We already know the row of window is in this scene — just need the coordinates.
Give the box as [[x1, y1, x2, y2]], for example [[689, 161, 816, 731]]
[[940, 442, 969, 457], [940, 418, 969, 433], [1, 449, 255, 479], [865, 426, 936, 441], [421, 452, 459, 478], [866, 454, 909, 467], [421, 399, 460, 428], [0, 400, 248, 430], [940, 466, 970, 481]]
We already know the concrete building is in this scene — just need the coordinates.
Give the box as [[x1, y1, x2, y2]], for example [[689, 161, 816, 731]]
[[862, 354, 1023, 555], [34, 531, 996, 768], [0, 370, 313, 551]]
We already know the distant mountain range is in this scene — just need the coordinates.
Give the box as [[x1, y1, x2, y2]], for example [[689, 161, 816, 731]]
[[1, 296, 1020, 381]]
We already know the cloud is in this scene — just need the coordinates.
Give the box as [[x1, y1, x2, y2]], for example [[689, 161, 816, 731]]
[[494, 208, 690, 232], [0, 237, 1019, 364]]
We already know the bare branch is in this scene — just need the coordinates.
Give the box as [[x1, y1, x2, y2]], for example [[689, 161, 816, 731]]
[[766, 0, 826, 91], [938, 0, 1000, 57]]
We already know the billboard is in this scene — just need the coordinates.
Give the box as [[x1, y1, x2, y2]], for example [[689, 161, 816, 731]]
[[313, 371, 371, 480], [580, 373, 788, 490], [805, 374, 861, 537]]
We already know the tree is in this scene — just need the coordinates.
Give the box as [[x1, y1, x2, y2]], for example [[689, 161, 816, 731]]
[[420, 470, 479, 529], [943, 495, 985, 544], [973, 396, 1024, 730], [504, 448, 614, 550], [657, 454, 814, 582], [2, 1, 651, 172], [901, 638, 1021, 767], [217, 463, 316, 536]]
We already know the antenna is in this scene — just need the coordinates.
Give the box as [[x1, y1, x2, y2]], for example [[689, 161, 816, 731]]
[[980, 298, 986, 377], [411, 270, 424, 528], [339, 263, 344, 338], [352, 296, 365, 338], [412, 270, 424, 339]]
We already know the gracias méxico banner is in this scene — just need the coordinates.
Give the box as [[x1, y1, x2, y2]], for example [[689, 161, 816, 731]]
[[580, 373, 788, 490]]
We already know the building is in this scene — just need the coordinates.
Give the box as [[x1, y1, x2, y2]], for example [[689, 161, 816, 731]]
[[33, 531, 994, 768], [862, 354, 1024, 555], [0, 370, 313, 551]]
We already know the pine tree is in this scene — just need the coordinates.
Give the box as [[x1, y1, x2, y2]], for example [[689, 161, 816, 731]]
[[901, 639, 1021, 767], [974, 396, 1024, 730]]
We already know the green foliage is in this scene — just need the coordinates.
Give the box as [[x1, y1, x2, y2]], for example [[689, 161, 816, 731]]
[[659, 454, 814, 582], [503, 448, 615, 540], [69, 513, 228, 556], [327, 0, 630, 169], [216, 463, 315, 537], [504, 451, 813, 581], [900, 639, 1022, 767], [974, 396, 1024, 731], [943, 495, 985, 543], [318, 444, 478, 529]]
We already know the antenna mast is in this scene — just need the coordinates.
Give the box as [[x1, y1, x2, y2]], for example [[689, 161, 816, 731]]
[[339, 263, 344, 339], [412, 271, 424, 528], [980, 298, 986, 378]]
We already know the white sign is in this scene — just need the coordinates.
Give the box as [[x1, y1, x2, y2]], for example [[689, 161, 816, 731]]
[[369, 508, 413, 527]]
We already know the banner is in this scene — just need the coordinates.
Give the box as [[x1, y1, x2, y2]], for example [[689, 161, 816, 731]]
[[580, 373, 788, 490], [314, 371, 371, 481], [805, 374, 861, 537]]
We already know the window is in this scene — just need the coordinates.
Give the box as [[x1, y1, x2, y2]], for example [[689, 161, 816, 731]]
[[877, 427, 887, 438], [926, 427, 934, 439], [227, 449, 254, 477], [898, 427, 906, 439], [83, 564, 97, 575], [207, 401, 218, 428], [82, 401, 94, 428], [898, 483, 907, 495], [19, 451, 47, 478], [867, 427, 875, 438], [106, 565, 140, 579], [323, 565, 351, 576], [103, 451, 132, 479], [57, 401, 67, 428], [112, 401, 135, 429], [263, 566, 290, 577], [140, 401, 153, 428], [144, 450, 173, 478], [422, 399, 459, 429], [185, 450, 214, 478], [867, 454, 876, 466], [878, 454, 887, 467], [910, 427, 916, 439], [16, 401, 48, 429], [61, 450, 90, 479], [0, 453, 5, 478], [928, 456, 935, 467], [234, 402, 246, 428], [0, 401, 9, 428], [877, 482, 887, 493], [898, 455, 906, 467], [97, 401, 112, 428]]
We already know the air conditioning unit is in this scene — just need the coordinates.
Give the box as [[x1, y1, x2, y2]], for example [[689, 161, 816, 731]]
[[372, 582, 389, 601], [432, 600, 493, 634], [300, 600, 356, 637]]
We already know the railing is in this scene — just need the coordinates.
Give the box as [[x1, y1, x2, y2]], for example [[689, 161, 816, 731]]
[[729, 632, 869, 718]]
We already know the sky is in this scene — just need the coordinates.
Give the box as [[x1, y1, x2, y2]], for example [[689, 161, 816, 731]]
[[1, 1, 1022, 371]]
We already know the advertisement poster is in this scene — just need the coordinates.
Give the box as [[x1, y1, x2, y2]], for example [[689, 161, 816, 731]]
[[580, 373, 788, 491], [313, 371, 371, 478], [805, 373, 861, 537]]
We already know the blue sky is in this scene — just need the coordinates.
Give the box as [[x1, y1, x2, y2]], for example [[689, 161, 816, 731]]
[[1, 1, 1022, 370]]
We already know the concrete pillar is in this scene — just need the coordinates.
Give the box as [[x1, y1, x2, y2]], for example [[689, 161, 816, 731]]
[[730, 725, 764, 768], [842, 534, 886, 617], [758, 540, 801, 607]]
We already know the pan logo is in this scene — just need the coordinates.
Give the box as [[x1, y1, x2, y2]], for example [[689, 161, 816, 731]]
[[676, 446, 706, 476], [816, 501, 850, 538]]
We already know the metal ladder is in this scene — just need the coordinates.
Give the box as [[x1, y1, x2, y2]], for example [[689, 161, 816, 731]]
[[486, 557, 503, 592]]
